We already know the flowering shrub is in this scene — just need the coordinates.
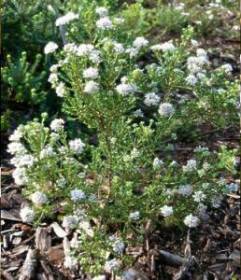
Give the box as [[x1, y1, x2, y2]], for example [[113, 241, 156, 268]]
[[8, 4, 239, 279]]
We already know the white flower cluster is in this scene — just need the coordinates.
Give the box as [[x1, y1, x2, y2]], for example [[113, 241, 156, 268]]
[[151, 41, 176, 52], [12, 167, 28, 186], [63, 43, 101, 64], [133, 37, 149, 49], [125, 37, 148, 58], [160, 205, 173, 217], [20, 206, 35, 223], [113, 41, 125, 54], [129, 211, 140, 221], [158, 103, 175, 117], [50, 118, 65, 131], [144, 92, 160, 107], [186, 48, 209, 85], [184, 214, 200, 228], [96, 7, 108, 17], [116, 82, 137, 96], [40, 145, 56, 159], [220, 63, 233, 74], [62, 215, 79, 230], [69, 138, 85, 154], [70, 189, 86, 202], [8, 141, 26, 155], [83, 67, 99, 80], [92, 276, 106, 280], [111, 238, 125, 255], [84, 80, 99, 94], [183, 159, 197, 172], [96, 17, 113, 30], [193, 191, 206, 203], [8, 126, 34, 185], [10, 154, 35, 168], [44, 42, 58, 54], [177, 184, 193, 196], [153, 157, 163, 169], [104, 258, 120, 273], [55, 12, 79, 26], [31, 191, 48, 206]]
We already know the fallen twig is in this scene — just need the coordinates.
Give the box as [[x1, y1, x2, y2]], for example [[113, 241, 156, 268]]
[[19, 249, 38, 280]]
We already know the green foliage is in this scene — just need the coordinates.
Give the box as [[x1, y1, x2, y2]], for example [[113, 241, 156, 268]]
[[2, 52, 47, 104]]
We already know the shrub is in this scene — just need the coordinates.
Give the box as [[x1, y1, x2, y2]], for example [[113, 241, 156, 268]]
[[8, 4, 239, 279]]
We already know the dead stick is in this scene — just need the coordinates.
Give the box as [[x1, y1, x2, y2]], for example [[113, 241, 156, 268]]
[[159, 250, 186, 267], [19, 249, 38, 280]]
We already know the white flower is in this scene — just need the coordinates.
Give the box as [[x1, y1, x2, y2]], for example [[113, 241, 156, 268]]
[[185, 74, 198, 86], [44, 42, 58, 54], [48, 73, 58, 86], [55, 12, 79, 26], [130, 148, 139, 158], [83, 67, 99, 80], [177, 184, 193, 196], [7, 142, 26, 155], [11, 154, 35, 168], [158, 103, 175, 117], [160, 205, 173, 217], [220, 63, 233, 74], [84, 81, 99, 94], [116, 83, 137, 96], [12, 168, 28, 185], [62, 215, 78, 230], [226, 183, 239, 192], [31, 191, 48, 206], [56, 82, 66, 97], [70, 189, 86, 202], [113, 42, 125, 54], [63, 43, 78, 54], [183, 159, 197, 172], [20, 207, 35, 223], [76, 44, 94, 56], [89, 50, 101, 63], [133, 37, 149, 49], [50, 118, 65, 131], [151, 42, 176, 52], [64, 255, 78, 269], [9, 126, 24, 142], [96, 7, 108, 17], [96, 17, 113, 30], [122, 269, 138, 280], [40, 146, 55, 159], [187, 55, 209, 74], [104, 258, 120, 272], [194, 146, 209, 153], [211, 195, 223, 208], [50, 64, 59, 73], [69, 139, 85, 154], [129, 211, 140, 221], [196, 48, 207, 57], [193, 191, 206, 203], [144, 92, 160, 107], [153, 157, 163, 169], [191, 39, 199, 47], [56, 177, 66, 188], [184, 214, 200, 228], [133, 109, 144, 118], [112, 239, 125, 255], [92, 276, 106, 280], [79, 220, 94, 237], [126, 47, 139, 58]]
